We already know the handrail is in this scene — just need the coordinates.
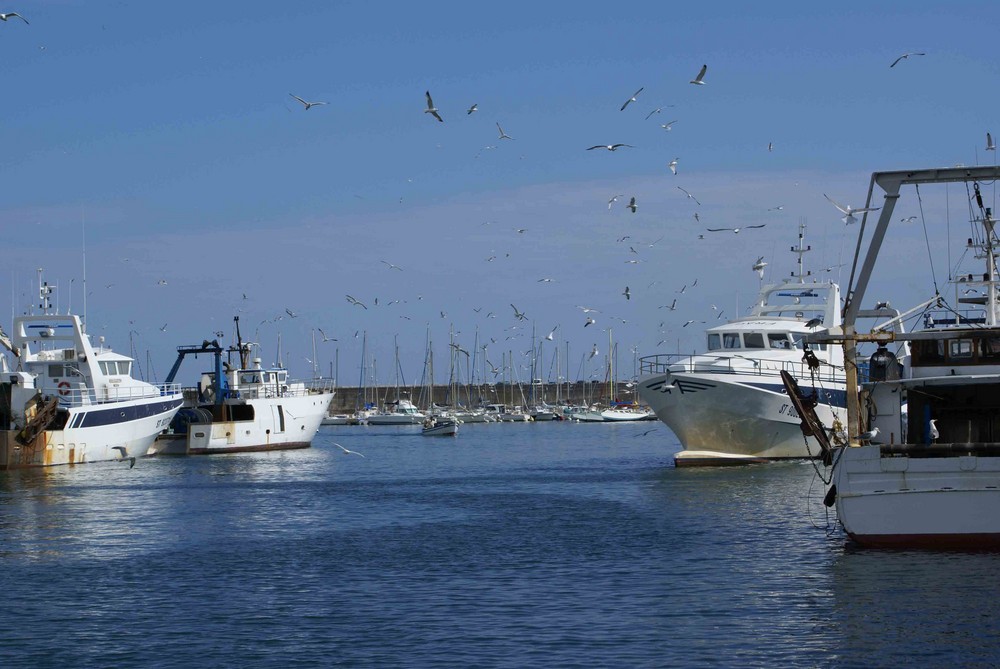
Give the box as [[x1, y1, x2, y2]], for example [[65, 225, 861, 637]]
[[638, 353, 845, 383], [52, 382, 183, 408]]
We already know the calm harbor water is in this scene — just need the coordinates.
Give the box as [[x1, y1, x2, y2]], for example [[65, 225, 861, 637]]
[[2, 422, 1000, 668]]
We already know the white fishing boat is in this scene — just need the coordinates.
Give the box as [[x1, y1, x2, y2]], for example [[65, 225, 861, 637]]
[[0, 273, 183, 468], [600, 404, 653, 422], [321, 412, 352, 426], [421, 416, 458, 436], [638, 224, 849, 466], [790, 165, 1000, 549], [153, 317, 334, 455]]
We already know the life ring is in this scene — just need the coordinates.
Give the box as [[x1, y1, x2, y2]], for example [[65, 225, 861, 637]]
[[57, 381, 71, 396]]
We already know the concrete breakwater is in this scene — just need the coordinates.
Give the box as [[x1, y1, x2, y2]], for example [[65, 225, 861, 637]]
[[325, 382, 647, 412]]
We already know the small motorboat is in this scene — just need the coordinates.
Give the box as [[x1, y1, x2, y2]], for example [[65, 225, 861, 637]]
[[421, 416, 458, 436]]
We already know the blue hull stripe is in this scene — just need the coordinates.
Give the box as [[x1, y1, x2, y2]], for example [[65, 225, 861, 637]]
[[738, 381, 847, 408], [74, 399, 183, 428]]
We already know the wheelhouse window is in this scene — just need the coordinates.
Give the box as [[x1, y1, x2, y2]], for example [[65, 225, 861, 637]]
[[983, 337, 1000, 361], [768, 333, 791, 349], [743, 333, 765, 349], [707, 334, 721, 351], [49, 363, 70, 377], [722, 333, 741, 349], [949, 339, 974, 360]]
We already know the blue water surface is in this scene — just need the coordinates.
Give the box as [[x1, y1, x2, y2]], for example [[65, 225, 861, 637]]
[[2, 421, 999, 668]]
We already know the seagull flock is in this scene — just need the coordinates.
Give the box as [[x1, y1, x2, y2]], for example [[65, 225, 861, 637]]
[[7, 12, 952, 388]]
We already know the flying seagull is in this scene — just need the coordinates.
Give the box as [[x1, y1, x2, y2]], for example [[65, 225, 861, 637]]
[[608, 194, 624, 210], [677, 186, 701, 205], [823, 193, 881, 224], [289, 93, 327, 110], [380, 260, 404, 271], [668, 158, 678, 175], [345, 294, 368, 309], [545, 326, 559, 341], [318, 328, 337, 342], [496, 122, 513, 140], [659, 299, 677, 311], [111, 445, 136, 469], [627, 197, 637, 213], [334, 442, 366, 457], [623, 286, 631, 300], [890, 52, 925, 68], [805, 317, 824, 328], [645, 106, 673, 120], [660, 120, 678, 131], [424, 90, 443, 122], [690, 64, 708, 85], [0, 12, 28, 24], [588, 344, 599, 360], [707, 225, 766, 233], [900, 215, 917, 223], [511, 304, 527, 321], [988, 132, 996, 151], [587, 143, 634, 151], [467, 103, 478, 115], [584, 316, 596, 327], [752, 256, 768, 278], [284, 308, 298, 318], [577, 305, 600, 313], [620, 87, 644, 111]]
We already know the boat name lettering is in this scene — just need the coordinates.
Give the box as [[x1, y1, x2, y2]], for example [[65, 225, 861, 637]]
[[777, 403, 800, 419]]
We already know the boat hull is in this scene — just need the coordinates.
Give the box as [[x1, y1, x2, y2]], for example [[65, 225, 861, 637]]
[[422, 421, 458, 436], [158, 392, 333, 455], [639, 370, 845, 464], [0, 395, 183, 468], [834, 445, 1000, 549]]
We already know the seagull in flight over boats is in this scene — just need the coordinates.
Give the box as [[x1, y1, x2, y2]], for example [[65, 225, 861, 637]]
[[380, 260, 403, 271], [111, 446, 136, 469], [285, 308, 298, 318], [768, 205, 784, 211], [537, 277, 554, 283], [668, 158, 678, 175], [345, 294, 367, 309], [496, 122, 513, 140], [334, 442, 366, 457], [623, 286, 631, 300], [900, 215, 917, 223], [587, 143, 634, 151], [318, 328, 337, 342], [823, 193, 881, 224], [0, 12, 28, 24], [690, 64, 708, 85], [578, 305, 600, 313], [890, 52, 925, 68], [627, 197, 637, 213], [660, 120, 678, 131], [707, 225, 766, 234], [160, 323, 168, 332], [683, 320, 696, 327], [768, 142, 773, 152], [545, 326, 559, 341], [660, 299, 678, 311], [988, 132, 996, 151], [617, 235, 631, 242], [608, 194, 625, 209], [511, 304, 527, 321], [424, 90, 443, 122], [589, 344, 599, 360], [634, 428, 658, 437], [620, 87, 644, 111], [805, 317, 824, 328], [677, 186, 700, 205], [467, 103, 478, 115], [584, 316, 596, 327], [289, 93, 327, 110], [752, 256, 768, 278]]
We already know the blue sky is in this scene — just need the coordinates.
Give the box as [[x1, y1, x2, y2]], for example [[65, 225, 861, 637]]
[[3, 1, 999, 389]]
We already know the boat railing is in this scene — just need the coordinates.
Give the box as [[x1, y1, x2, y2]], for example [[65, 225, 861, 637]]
[[55, 382, 182, 407], [639, 353, 844, 383]]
